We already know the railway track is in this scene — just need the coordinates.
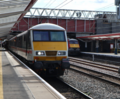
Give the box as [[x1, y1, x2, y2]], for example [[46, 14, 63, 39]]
[[9, 51, 92, 99], [69, 57, 120, 86], [44, 77, 93, 99]]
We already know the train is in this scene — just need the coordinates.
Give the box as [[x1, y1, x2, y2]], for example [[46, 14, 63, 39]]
[[6, 23, 70, 77], [68, 38, 80, 56]]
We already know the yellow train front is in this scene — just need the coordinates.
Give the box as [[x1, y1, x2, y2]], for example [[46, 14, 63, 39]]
[[8, 23, 70, 77], [68, 39, 80, 56]]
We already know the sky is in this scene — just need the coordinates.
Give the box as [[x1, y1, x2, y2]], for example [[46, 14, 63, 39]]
[[33, 0, 116, 12]]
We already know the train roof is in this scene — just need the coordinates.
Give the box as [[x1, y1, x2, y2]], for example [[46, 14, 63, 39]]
[[9, 23, 65, 40], [29, 23, 65, 31]]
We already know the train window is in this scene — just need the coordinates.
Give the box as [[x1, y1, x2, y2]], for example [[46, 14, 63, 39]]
[[22, 35, 26, 48], [33, 31, 49, 41], [50, 31, 65, 41], [18, 36, 22, 47], [74, 41, 79, 44], [33, 30, 65, 41], [27, 31, 31, 49], [69, 41, 79, 44]]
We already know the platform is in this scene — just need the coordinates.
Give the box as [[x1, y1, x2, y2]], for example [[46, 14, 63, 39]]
[[0, 50, 66, 99], [81, 52, 120, 65], [81, 52, 120, 57]]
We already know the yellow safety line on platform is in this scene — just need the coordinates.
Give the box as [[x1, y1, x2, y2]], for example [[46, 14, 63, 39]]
[[0, 52, 3, 99]]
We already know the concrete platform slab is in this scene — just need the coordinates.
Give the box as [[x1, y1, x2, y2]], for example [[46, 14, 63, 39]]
[[1, 51, 66, 99]]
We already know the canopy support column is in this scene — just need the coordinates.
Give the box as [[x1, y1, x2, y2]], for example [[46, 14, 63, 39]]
[[85, 42, 87, 52], [96, 40, 99, 53], [115, 39, 118, 55]]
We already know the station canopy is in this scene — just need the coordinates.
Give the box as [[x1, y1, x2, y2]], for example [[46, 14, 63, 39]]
[[77, 33, 120, 41], [0, 0, 37, 40]]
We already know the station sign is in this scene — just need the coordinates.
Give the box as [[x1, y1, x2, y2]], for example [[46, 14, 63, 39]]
[[110, 44, 114, 49]]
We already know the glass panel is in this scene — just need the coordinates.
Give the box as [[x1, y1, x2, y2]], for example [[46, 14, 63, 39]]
[[70, 40, 78, 44], [50, 31, 65, 41], [69, 41, 74, 44], [33, 30, 65, 41], [74, 41, 79, 44], [33, 31, 49, 41]]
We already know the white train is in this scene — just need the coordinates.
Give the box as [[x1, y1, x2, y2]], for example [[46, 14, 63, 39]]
[[8, 23, 70, 77]]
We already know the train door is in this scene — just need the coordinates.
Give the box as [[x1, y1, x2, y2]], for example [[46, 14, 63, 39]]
[[26, 31, 32, 60]]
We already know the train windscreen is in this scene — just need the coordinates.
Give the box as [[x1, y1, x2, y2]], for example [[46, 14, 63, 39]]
[[33, 30, 66, 41], [69, 40, 79, 44]]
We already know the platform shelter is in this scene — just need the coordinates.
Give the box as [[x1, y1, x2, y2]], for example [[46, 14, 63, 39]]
[[77, 32, 120, 55]]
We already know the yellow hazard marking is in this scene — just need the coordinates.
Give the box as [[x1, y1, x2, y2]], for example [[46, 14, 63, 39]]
[[0, 52, 3, 99]]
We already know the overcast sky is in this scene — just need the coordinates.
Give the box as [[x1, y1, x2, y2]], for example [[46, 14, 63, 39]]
[[33, 0, 116, 12]]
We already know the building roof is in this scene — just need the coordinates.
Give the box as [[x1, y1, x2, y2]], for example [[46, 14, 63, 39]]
[[30, 23, 65, 30], [0, 0, 37, 39]]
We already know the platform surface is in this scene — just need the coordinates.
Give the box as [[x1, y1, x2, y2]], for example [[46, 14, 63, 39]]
[[81, 52, 120, 57], [0, 51, 65, 99]]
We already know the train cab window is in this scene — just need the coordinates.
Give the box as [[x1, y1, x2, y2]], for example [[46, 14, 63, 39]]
[[70, 40, 79, 44], [33, 31, 49, 41], [50, 31, 65, 41], [74, 41, 79, 44], [33, 30, 65, 41]]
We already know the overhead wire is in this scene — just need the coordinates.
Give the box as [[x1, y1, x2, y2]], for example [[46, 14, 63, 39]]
[[47, 0, 56, 7], [52, 1, 117, 32], [41, 0, 68, 23], [37, 1, 119, 34], [43, 0, 53, 8], [42, 1, 120, 40], [44, 0, 73, 23], [57, 0, 73, 9], [54, 0, 68, 9], [40, 0, 57, 23], [46, 1, 115, 27]]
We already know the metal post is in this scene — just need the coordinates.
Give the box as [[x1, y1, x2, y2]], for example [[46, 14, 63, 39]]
[[28, 18, 29, 29], [115, 39, 118, 54], [118, 68, 120, 73], [0, 41, 1, 48], [85, 42, 87, 52], [91, 41, 93, 52], [84, 20, 86, 32], [116, 3, 120, 73], [57, 18, 58, 25], [18, 22, 19, 31], [96, 40, 99, 53], [92, 54, 94, 61], [38, 17, 39, 24], [66, 19, 67, 32], [75, 20, 77, 32]]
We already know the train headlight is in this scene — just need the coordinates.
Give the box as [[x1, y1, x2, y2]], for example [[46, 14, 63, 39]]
[[58, 51, 66, 55], [36, 51, 45, 55]]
